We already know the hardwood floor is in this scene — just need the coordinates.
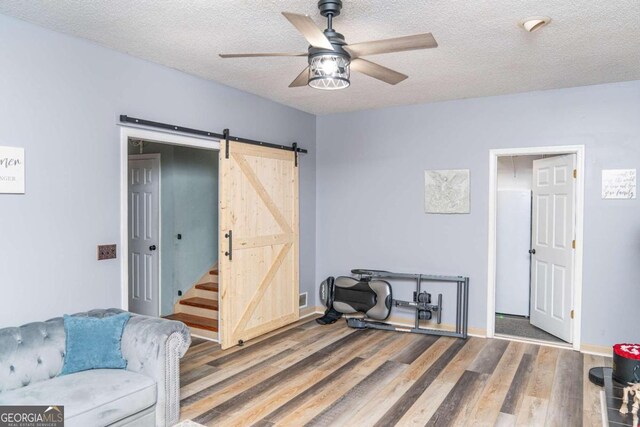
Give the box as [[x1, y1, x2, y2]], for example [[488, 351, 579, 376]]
[[179, 317, 609, 426]]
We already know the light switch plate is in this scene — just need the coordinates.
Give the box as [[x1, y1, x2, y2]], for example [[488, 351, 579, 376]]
[[98, 244, 117, 260]]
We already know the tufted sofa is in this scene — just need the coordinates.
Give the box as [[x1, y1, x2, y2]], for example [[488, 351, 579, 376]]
[[0, 308, 190, 427]]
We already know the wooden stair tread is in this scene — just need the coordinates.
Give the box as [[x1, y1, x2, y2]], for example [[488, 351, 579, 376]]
[[180, 297, 218, 310], [164, 313, 218, 332], [196, 282, 218, 292]]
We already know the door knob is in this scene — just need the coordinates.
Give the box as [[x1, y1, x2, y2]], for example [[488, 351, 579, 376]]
[[529, 249, 536, 255], [149, 245, 157, 251]]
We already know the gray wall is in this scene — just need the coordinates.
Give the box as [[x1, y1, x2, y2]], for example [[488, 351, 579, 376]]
[[316, 80, 640, 347], [2, 11, 638, 349], [128, 142, 218, 316], [0, 14, 316, 327]]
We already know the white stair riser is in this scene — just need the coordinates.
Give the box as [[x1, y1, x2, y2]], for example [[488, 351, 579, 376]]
[[202, 275, 218, 284], [194, 289, 218, 299], [176, 304, 218, 319]]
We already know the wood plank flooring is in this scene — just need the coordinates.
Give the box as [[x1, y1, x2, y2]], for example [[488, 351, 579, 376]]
[[179, 317, 608, 426]]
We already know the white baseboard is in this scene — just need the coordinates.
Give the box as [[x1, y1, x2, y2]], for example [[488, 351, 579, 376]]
[[299, 306, 323, 319], [305, 306, 612, 357], [580, 343, 612, 357], [375, 313, 487, 338], [306, 307, 485, 338]]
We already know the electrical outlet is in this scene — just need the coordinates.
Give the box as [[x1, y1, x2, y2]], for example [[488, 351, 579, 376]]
[[98, 244, 117, 260]]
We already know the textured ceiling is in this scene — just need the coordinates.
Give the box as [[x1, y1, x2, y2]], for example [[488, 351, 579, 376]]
[[1, 0, 639, 115]]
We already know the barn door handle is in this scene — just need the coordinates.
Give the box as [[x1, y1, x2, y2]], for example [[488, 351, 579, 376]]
[[225, 230, 233, 261]]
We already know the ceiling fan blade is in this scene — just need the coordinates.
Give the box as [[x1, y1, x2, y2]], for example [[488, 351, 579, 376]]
[[282, 12, 334, 50], [219, 52, 307, 58], [345, 33, 438, 58], [350, 58, 408, 85], [289, 66, 310, 88]]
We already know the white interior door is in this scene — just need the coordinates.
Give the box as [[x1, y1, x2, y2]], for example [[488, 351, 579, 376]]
[[530, 154, 576, 342], [128, 155, 160, 317]]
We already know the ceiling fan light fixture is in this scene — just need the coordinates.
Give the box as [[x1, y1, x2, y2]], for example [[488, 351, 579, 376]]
[[308, 54, 350, 90], [220, 0, 439, 89]]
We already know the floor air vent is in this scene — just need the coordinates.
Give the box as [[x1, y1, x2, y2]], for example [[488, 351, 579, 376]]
[[299, 292, 308, 308]]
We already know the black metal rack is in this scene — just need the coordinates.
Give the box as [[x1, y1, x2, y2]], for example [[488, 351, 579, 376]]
[[349, 269, 470, 339]]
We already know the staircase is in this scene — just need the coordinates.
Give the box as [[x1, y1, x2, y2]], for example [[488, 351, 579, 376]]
[[164, 265, 219, 341]]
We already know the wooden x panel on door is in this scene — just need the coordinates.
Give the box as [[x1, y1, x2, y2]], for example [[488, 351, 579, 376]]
[[219, 141, 299, 349]]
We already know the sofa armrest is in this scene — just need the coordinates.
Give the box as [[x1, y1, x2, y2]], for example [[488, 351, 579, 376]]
[[120, 314, 191, 427]]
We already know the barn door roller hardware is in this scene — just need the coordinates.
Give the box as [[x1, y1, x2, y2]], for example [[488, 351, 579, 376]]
[[119, 115, 307, 165], [224, 128, 230, 159]]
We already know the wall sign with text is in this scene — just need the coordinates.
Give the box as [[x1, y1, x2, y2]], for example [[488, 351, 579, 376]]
[[602, 169, 636, 199], [0, 146, 25, 194]]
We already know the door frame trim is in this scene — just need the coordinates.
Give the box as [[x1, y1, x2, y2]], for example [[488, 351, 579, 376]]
[[128, 153, 161, 317], [119, 125, 220, 312], [486, 145, 585, 351]]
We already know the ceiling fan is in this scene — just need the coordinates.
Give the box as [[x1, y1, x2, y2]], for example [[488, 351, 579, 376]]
[[219, 0, 438, 90]]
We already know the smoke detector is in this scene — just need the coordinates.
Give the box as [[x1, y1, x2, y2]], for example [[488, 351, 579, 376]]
[[519, 17, 551, 32]]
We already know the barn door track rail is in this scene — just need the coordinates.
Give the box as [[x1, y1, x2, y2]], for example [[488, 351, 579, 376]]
[[119, 115, 307, 163]]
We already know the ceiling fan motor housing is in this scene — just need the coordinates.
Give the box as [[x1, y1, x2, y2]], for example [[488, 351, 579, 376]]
[[318, 0, 343, 17], [308, 30, 350, 62], [313, 0, 348, 61]]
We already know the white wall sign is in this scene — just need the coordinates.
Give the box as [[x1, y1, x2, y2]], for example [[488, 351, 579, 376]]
[[425, 169, 470, 214], [0, 146, 25, 194], [602, 169, 636, 199]]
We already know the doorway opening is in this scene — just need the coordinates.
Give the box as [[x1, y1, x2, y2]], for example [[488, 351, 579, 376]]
[[120, 126, 221, 342], [120, 121, 303, 350], [487, 146, 585, 351]]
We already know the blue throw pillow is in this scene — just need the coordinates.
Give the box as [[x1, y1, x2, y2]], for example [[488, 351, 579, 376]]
[[60, 312, 131, 375]]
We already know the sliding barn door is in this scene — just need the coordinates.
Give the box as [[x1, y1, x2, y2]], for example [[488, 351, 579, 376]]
[[219, 140, 299, 349]]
